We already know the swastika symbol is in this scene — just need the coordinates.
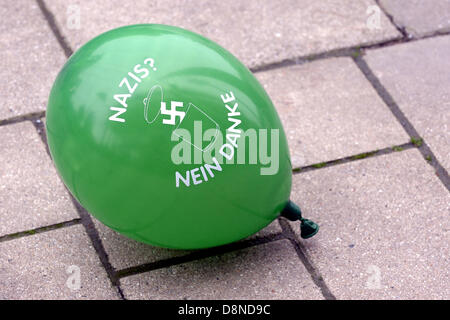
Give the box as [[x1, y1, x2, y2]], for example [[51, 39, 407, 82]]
[[161, 101, 186, 125]]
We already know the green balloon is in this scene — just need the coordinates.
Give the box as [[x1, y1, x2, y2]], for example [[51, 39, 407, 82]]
[[46, 24, 292, 249]]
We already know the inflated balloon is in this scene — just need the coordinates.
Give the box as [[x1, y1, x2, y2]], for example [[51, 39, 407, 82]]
[[46, 24, 318, 249]]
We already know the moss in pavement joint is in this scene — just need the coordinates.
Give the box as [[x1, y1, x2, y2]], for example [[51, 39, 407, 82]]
[[392, 146, 404, 152], [352, 151, 377, 160], [311, 162, 327, 169], [352, 50, 361, 59], [411, 137, 423, 147]]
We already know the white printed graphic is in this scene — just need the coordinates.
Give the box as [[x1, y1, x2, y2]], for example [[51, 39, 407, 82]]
[[173, 103, 220, 152], [143, 85, 220, 152], [143, 85, 163, 124], [161, 101, 186, 125]]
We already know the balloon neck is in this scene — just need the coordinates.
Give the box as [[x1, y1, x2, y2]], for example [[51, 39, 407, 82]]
[[280, 201, 319, 239]]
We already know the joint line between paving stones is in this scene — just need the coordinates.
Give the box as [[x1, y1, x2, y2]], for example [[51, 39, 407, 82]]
[[0, 111, 46, 127], [278, 218, 337, 300], [30, 119, 126, 300], [0, 218, 81, 243], [375, 0, 409, 38], [292, 142, 415, 174], [375, 0, 450, 39], [116, 232, 285, 280], [353, 57, 450, 192], [36, 0, 73, 58], [250, 31, 450, 74], [31, 118, 52, 157], [71, 200, 127, 300]]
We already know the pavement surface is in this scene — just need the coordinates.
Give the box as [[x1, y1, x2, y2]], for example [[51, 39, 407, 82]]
[[0, 0, 449, 300]]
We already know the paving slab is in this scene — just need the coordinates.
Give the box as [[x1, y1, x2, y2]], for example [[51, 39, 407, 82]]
[[0, 225, 118, 299], [0, 122, 79, 237], [288, 149, 450, 299], [120, 239, 323, 299], [0, 1, 66, 120], [255, 57, 409, 168], [44, 0, 400, 68], [380, 0, 450, 37], [94, 217, 281, 270], [364, 35, 450, 172]]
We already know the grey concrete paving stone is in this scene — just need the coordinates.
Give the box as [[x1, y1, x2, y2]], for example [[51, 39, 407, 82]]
[[255, 57, 409, 168], [0, 225, 119, 299], [0, 1, 67, 120], [93, 217, 189, 270], [44, 0, 400, 68], [380, 0, 450, 37], [93, 217, 281, 270], [288, 149, 450, 299], [364, 35, 450, 172], [0, 122, 79, 237], [120, 239, 323, 299]]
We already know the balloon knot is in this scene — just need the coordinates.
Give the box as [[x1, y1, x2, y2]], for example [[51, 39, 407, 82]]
[[280, 200, 319, 239]]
